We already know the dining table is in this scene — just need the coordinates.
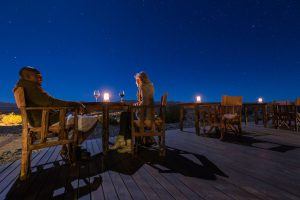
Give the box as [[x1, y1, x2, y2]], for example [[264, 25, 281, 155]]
[[179, 102, 220, 135], [83, 102, 131, 155]]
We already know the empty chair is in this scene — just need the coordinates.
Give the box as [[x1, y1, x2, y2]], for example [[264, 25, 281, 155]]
[[273, 101, 294, 130], [131, 93, 167, 156], [220, 95, 243, 140]]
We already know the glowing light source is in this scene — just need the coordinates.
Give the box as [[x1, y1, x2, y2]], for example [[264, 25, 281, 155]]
[[257, 97, 263, 103], [103, 92, 110, 102], [196, 96, 202, 103]]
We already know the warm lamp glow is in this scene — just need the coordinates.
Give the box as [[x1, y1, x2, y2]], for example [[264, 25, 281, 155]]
[[103, 92, 110, 102], [196, 96, 202, 103], [258, 97, 263, 103]]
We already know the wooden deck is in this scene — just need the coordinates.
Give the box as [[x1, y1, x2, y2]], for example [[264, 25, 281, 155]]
[[0, 125, 300, 200]]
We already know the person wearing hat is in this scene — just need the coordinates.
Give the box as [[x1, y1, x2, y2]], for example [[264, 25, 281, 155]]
[[111, 71, 155, 153], [14, 66, 92, 159]]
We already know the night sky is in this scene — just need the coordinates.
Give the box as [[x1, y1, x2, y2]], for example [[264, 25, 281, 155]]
[[1, 0, 299, 103]]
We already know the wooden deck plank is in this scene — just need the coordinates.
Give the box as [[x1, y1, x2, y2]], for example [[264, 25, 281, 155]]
[[1, 125, 300, 200], [3, 148, 51, 199], [174, 172, 232, 200], [143, 164, 187, 200], [35, 146, 63, 199], [159, 170, 202, 200], [140, 166, 174, 200], [180, 154, 261, 200], [0, 163, 10, 174], [166, 131, 300, 200], [51, 155, 74, 199], [89, 139, 105, 200], [94, 139, 119, 200], [109, 171, 132, 200], [18, 146, 57, 200], [131, 167, 160, 200], [119, 173, 147, 200], [101, 171, 119, 200], [179, 129, 300, 175], [78, 141, 92, 200], [179, 133, 300, 188]]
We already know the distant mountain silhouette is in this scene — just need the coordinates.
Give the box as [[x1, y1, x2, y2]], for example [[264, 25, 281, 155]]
[[0, 102, 18, 114]]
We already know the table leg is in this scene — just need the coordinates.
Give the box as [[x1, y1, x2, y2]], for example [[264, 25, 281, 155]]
[[180, 106, 184, 131], [244, 106, 248, 125], [254, 106, 259, 125], [263, 105, 268, 127], [102, 105, 109, 155], [194, 106, 200, 136]]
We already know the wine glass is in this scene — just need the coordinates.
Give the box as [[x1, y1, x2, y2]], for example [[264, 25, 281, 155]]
[[119, 90, 125, 102], [93, 90, 101, 102]]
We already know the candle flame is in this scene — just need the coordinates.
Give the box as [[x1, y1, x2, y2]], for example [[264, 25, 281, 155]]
[[103, 92, 110, 102], [196, 96, 202, 103]]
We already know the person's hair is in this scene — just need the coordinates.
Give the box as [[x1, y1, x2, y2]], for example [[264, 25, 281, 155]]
[[19, 66, 41, 80], [134, 71, 152, 85]]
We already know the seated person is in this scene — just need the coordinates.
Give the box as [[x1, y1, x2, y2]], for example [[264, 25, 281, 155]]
[[14, 66, 98, 158], [111, 71, 155, 153]]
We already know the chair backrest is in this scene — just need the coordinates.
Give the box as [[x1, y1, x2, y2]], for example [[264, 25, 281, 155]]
[[14, 87, 26, 108], [296, 98, 300, 106], [221, 96, 242, 106], [159, 93, 168, 117], [221, 95, 242, 115], [161, 93, 168, 107]]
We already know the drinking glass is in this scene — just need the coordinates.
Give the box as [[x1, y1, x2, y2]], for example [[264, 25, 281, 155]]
[[94, 90, 101, 102], [119, 90, 125, 102]]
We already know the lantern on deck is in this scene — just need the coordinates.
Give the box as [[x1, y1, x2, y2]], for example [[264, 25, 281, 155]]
[[257, 97, 263, 103], [196, 95, 202, 103]]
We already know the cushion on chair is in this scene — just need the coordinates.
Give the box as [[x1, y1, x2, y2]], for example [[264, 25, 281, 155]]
[[222, 113, 238, 120], [38, 115, 98, 133]]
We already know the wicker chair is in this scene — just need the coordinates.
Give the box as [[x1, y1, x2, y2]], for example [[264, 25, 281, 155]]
[[220, 96, 243, 139], [130, 94, 167, 156], [14, 87, 80, 180]]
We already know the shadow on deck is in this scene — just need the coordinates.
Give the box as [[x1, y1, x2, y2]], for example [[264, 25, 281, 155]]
[[1, 125, 300, 200], [4, 141, 226, 200]]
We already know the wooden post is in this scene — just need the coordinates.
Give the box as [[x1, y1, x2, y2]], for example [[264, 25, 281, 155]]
[[59, 108, 67, 140], [20, 108, 30, 181], [263, 104, 268, 128], [130, 106, 136, 155], [179, 106, 184, 131], [41, 109, 49, 143], [161, 106, 166, 156], [194, 105, 200, 136], [102, 104, 109, 155], [244, 106, 248, 126], [254, 106, 259, 125]]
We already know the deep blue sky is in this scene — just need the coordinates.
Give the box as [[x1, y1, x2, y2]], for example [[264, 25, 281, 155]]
[[1, 0, 299, 103]]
